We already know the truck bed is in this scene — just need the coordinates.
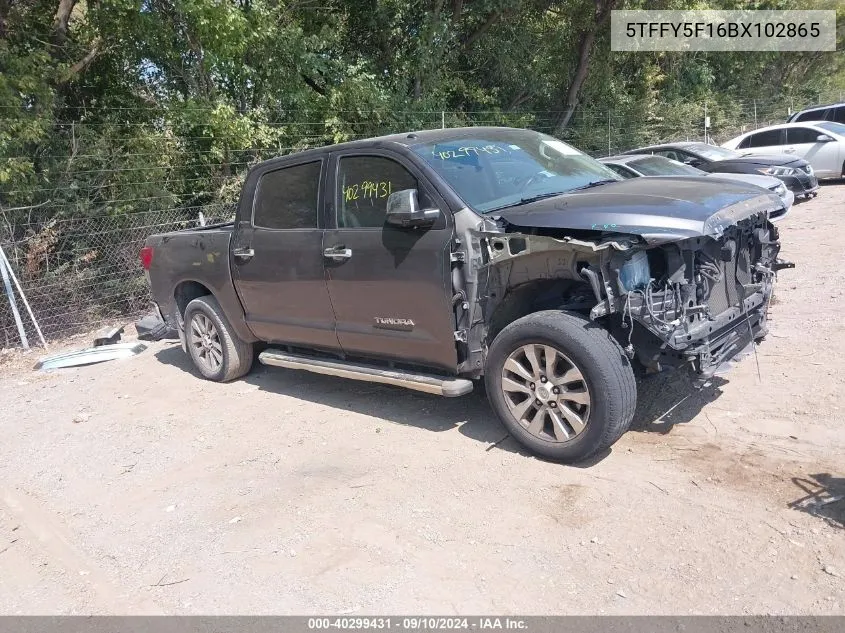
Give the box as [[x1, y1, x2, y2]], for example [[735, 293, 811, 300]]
[[144, 223, 249, 340]]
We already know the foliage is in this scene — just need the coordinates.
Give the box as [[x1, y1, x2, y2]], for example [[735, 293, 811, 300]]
[[0, 0, 843, 340]]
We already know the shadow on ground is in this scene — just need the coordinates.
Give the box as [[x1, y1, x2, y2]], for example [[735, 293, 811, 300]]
[[631, 372, 726, 434], [155, 343, 725, 462], [789, 473, 845, 529]]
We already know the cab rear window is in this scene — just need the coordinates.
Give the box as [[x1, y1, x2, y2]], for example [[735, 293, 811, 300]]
[[253, 161, 321, 229]]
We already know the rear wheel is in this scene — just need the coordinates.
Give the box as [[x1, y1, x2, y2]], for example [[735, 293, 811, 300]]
[[485, 311, 636, 463], [184, 295, 254, 382]]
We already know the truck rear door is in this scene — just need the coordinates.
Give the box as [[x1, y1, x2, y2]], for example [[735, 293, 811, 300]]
[[231, 156, 340, 350], [322, 149, 458, 372]]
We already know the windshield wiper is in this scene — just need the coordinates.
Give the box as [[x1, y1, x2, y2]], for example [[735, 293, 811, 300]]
[[485, 191, 568, 213], [566, 179, 618, 192]]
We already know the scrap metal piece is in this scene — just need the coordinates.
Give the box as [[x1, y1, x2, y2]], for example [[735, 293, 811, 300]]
[[34, 342, 147, 371], [93, 325, 125, 347]]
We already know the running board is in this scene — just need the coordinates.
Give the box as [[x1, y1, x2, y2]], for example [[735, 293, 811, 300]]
[[258, 349, 474, 397]]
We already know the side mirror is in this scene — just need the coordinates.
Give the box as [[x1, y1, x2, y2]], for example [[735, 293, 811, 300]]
[[683, 157, 702, 168], [816, 134, 834, 143], [385, 189, 439, 228]]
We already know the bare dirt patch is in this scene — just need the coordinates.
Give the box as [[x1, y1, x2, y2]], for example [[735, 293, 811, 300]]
[[1, 185, 843, 614]]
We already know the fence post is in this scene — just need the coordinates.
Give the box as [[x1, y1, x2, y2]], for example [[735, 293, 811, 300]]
[[607, 110, 611, 155], [753, 99, 757, 129], [0, 245, 47, 349], [0, 250, 28, 350], [441, 110, 445, 129]]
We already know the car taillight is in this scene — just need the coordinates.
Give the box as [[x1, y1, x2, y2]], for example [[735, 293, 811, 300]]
[[140, 246, 154, 270]]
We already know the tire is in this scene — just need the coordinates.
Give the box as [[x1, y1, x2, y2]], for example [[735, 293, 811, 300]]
[[184, 294, 254, 382], [485, 310, 636, 463]]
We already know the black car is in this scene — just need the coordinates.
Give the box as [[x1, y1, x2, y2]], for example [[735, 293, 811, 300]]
[[622, 141, 819, 199]]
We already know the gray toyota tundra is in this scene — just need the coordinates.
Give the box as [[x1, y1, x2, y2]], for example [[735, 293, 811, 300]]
[[140, 127, 792, 463]]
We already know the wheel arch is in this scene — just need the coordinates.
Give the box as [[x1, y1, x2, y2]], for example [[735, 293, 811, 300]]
[[170, 277, 258, 344], [182, 293, 255, 382], [174, 280, 213, 318], [486, 278, 596, 346]]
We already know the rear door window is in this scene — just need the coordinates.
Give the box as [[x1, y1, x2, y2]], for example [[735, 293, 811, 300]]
[[253, 161, 322, 229], [746, 129, 784, 148], [830, 106, 845, 124]]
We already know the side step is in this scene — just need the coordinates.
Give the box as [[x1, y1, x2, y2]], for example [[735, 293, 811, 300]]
[[258, 349, 474, 397]]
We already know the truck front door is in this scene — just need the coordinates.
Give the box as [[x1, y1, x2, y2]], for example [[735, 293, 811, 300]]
[[231, 157, 340, 350], [323, 151, 458, 372]]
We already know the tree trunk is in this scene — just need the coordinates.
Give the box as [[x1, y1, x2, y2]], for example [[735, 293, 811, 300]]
[[553, 0, 615, 135], [52, 0, 77, 44], [462, 9, 502, 50], [554, 30, 596, 134], [451, 0, 463, 25], [63, 39, 101, 80], [412, 0, 445, 101], [0, 0, 10, 39]]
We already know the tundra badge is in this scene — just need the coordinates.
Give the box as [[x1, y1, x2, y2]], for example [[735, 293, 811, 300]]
[[373, 317, 415, 331]]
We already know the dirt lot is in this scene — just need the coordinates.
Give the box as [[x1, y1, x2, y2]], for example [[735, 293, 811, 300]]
[[1, 184, 843, 615]]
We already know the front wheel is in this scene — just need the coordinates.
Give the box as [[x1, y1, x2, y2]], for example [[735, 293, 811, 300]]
[[485, 311, 636, 463], [184, 295, 254, 382]]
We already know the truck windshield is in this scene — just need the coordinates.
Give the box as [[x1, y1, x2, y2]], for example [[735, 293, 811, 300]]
[[410, 130, 620, 214]]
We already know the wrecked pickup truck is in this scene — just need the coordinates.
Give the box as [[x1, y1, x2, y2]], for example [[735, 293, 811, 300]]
[[140, 127, 792, 463]]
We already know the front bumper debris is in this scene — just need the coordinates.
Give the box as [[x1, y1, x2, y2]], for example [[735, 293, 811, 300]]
[[688, 304, 767, 387]]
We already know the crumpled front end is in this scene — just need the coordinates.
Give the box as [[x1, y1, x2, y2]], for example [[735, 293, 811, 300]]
[[451, 194, 791, 383], [600, 210, 793, 384]]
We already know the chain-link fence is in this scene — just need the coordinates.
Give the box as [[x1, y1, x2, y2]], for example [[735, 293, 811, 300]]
[[0, 203, 235, 347], [2, 91, 842, 349]]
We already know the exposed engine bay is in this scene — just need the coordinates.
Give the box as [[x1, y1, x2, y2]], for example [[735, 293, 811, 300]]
[[451, 206, 794, 385]]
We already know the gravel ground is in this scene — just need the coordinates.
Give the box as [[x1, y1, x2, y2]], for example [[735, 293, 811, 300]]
[[1, 184, 843, 615]]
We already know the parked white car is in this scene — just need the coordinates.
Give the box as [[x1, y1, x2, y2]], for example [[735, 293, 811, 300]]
[[722, 121, 845, 180]]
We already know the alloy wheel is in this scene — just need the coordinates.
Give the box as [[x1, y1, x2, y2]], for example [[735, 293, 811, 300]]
[[500, 343, 591, 443], [190, 313, 223, 373]]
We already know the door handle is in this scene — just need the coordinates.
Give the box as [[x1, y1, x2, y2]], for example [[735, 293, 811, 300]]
[[232, 247, 255, 260], [323, 246, 352, 261], [784, 148, 796, 153]]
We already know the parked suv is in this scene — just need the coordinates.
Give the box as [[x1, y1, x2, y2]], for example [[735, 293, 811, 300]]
[[787, 102, 845, 125], [140, 127, 791, 463]]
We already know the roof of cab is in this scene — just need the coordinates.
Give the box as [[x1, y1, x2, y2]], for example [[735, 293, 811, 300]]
[[248, 126, 535, 171]]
